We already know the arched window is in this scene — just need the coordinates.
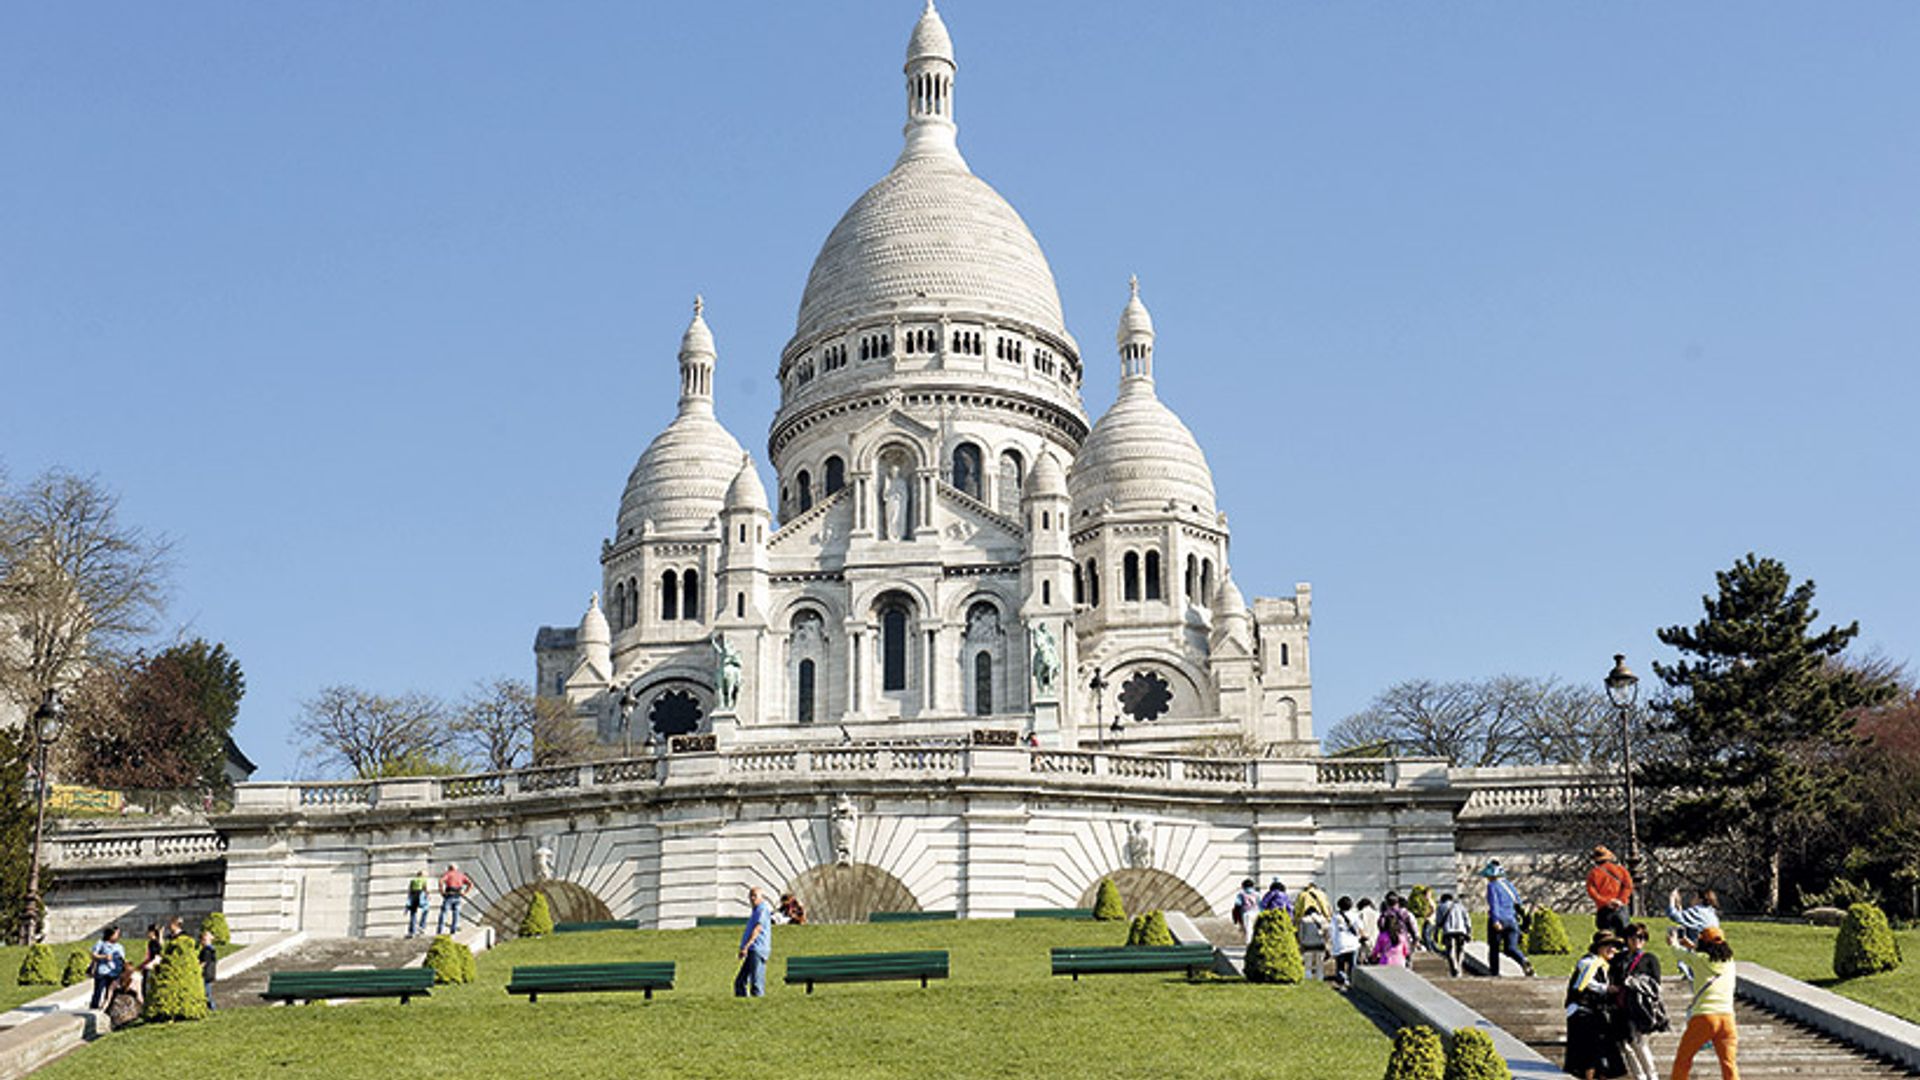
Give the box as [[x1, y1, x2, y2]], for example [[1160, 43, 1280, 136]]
[[797, 659, 816, 725], [952, 442, 983, 500], [824, 455, 845, 495], [1123, 552, 1141, 602], [661, 570, 679, 621], [1085, 559, 1101, 607], [736, 592, 745, 618], [974, 651, 992, 716], [1073, 565, 1084, 605], [797, 470, 813, 513], [1280, 642, 1290, 667], [1185, 555, 1197, 599], [1144, 551, 1162, 601], [612, 582, 626, 631], [1201, 559, 1214, 603], [1042, 580, 1052, 605], [681, 569, 700, 622], [998, 449, 1024, 513], [880, 600, 910, 692]]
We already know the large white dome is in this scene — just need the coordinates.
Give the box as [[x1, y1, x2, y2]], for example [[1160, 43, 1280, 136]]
[[793, 153, 1070, 345]]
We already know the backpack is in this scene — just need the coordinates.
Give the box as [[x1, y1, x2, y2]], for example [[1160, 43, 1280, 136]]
[[1618, 952, 1670, 1034]]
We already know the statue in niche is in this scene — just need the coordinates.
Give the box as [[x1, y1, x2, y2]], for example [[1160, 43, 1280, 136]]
[[881, 464, 911, 540], [1125, 819, 1153, 870], [830, 793, 858, 866], [534, 838, 556, 882], [966, 604, 1000, 643], [712, 633, 742, 711], [1031, 623, 1060, 697]]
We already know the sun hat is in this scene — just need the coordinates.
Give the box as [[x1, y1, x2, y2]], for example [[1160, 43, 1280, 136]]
[[1591, 846, 1616, 862], [1478, 860, 1507, 878], [1698, 926, 1726, 946]]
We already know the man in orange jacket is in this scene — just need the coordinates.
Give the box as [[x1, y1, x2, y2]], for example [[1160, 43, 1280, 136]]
[[1585, 845, 1633, 934]]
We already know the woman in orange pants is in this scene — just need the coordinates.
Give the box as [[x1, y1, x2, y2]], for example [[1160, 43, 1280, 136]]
[[1671, 926, 1739, 1080]]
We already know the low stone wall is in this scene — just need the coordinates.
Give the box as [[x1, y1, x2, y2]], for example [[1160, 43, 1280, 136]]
[[1351, 963, 1559, 1075], [0, 1011, 102, 1080], [1739, 962, 1920, 1072]]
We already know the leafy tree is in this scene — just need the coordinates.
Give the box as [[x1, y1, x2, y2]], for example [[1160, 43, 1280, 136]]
[[1832, 685, 1920, 918], [0, 725, 33, 943], [295, 685, 462, 779], [1244, 909, 1304, 984], [64, 641, 243, 795], [1643, 554, 1897, 912], [454, 678, 537, 773]]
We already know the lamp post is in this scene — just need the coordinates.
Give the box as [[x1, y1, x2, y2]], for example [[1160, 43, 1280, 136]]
[[21, 690, 64, 945], [1604, 654, 1643, 917], [1090, 669, 1109, 751]]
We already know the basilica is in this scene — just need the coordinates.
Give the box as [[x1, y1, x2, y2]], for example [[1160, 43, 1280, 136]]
[[535, 2, 1314, 756]]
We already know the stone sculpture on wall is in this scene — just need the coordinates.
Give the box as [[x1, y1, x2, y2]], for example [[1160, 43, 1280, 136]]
[[712, 633, 742, 710], [534, 838, 555, 882], [881, 465, 910, 540], [1125, 819, 1153, 869], [1031, 623, 1060, 696], [830, 793, 858, 865]]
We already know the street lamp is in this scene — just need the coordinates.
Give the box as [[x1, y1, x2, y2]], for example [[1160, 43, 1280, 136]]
[[1090, 669, 1110, 751], [1604, 653, 1643, 917], [21, 690, 64, 945]]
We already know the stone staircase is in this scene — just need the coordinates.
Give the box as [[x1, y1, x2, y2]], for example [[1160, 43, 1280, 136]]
[[213, 936, 428, 1009], [1408, 950, 1917, 1078]]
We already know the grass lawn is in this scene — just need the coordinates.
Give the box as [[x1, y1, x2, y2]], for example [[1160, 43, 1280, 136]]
[[36, 920, 1390, 1080], [1478, 910, 1919, 1022]]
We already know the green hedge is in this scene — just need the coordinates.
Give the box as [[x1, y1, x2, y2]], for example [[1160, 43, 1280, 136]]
[[1383, 1025, 1445, 1080], [202, 911, 231, 947], [16, 944, 58, 986], [1835, 902, 1902, 979], [1525, 907, 1571, 956], [1245, 909, 1304, 984], [143, 936, 208, 1022], [1443, 1028, 1510, 1080], [519, 892, 554, 938], [424, 935, 475, 984], [1092, 878, 1125, 921]]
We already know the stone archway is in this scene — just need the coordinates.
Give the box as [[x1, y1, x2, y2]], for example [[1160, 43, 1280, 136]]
[[785, 863, 921, 924], [1078, 868, 1211, 918], [484, 880, 615, 937]]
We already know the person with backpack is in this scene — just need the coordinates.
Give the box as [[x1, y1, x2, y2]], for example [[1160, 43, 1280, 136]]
[[1231, 878, 1261, 947], [1354, 897, 1379, 963], [1436, 892, 1473, 978], [1671, 926, 1739, 1080], [1611, 922, 1668, 1080], [1586, 845, 1635, 935], [405, 867, 431, 937], [1327, 895, 1364, 989], [1296, 901, 1329, 981], [1370, 893, 1417, 967], [1259, 878, 1293, 916], [1295, 879, 1332, 923], [1565, 931, 1627, 1079], [88, 926, 126, 1011], [1481, 859, 1536, 977]]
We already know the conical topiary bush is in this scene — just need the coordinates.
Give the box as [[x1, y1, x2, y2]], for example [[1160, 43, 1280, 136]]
[[519, 891, 554, 938], [1245, 908, 1305, 984], [1141, 910, 1175, 947], [1383, 1025, 1446, 1080], [17, 944, 58, 986], [202, 911, 231, 947], [1835, 902, 1902, 978], [1524, 907, 1571, 955], [61, 950, 89, 986], [424, 935, 474, 985], [143, 936, 208, 1022], [1125, 914, 1147, 946], [1093, 877, 1126, 921], [1443, 1027, 1511, 1080]]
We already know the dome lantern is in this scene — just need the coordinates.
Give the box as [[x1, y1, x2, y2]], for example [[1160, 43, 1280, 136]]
[[1116, 274, 1155, 383], [901, 0, 960, 164], [678, 295, 716, 417]]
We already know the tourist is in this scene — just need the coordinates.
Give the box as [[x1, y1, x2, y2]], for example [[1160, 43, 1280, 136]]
[[1587, 846, 1634, 935], [1328, 896, 1363, 989], [734, 886, 774, 997], [1564, 931, 1626, 1079], [1671, 926, 1739, 1080], [198, 929, 219, 1011], [104, 970, 142, 1030], [1296, 900, 1329, 981], [778, 892, 807, 925], [1231, 878, 1261, 946], [1369, 894, 1412, 967], [1295, 879, 1332, 924], [406, 867, 431, 937], [1481, 860, 1535, 977], [139, 922, 164, 997], [166, 915, 185, 941], [437, 862, 473, 935], [1666, 888, 1721, 950], [1354, 897, 1379, 962], [1436, 892, 1472, 978], [88, 926, 126, 1010], [1260, 878, 1293, 916], [1611, 922, 1667, 1080]]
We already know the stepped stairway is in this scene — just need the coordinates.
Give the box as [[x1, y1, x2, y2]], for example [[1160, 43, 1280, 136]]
[[213, 936, 427, 1009], [1408, 949, 1917, 1078]]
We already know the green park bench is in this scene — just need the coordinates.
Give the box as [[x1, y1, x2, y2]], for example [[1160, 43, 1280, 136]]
[[694, 916, 748, 927], [866, 910, 958, 923], [262, 967, 438, 1005], [505, 961, 675, 1002], [784, 950, 950, 993], [1050, 944, 1216, 982], [1013, 907, 1094, 920], [553, 919, 641, 933]]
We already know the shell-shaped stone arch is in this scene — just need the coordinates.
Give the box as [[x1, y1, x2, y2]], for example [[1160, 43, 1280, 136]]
[[1027, 815, 1240, 918], [1078, 868, 1212, 918], [784, 863, 923, 924], [734, 802, 957, 915], [484, 880, 615, 938]]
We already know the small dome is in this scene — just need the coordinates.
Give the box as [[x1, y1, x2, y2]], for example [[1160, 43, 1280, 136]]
[[681, 295, 715, 360], [1069, 388, 1215, 519], [1212, 572, 1248, 617], [578, 593, 610, 647], [1025, 450, 1068, 499], [724, 455, 769, 513], [1116, 275, 1154, 346], [906, 1, 953, 65], [619, 415, 745, 535]]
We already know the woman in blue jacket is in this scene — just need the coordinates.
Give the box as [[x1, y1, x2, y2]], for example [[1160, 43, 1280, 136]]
[[1481, 860, 1536, 977]]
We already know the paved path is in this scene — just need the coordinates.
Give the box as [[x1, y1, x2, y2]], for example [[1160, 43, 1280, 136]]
[[1410, 948, 1918, 1078]]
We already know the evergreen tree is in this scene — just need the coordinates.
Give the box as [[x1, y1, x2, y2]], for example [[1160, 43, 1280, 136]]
[[519, 892, 554, 938], [1092, 877, 1125, 921], [17, 943, 57, 986], [60, 950, 89, 986], [1834, 902, 1902, 978], [1140, 910, 1175, 947], [1643, 554, 1897, 912], [1444, 1028, 1511, 1080], [143, 935, 208, 1021], [202, 911, 231, 947], [1244, 909, 1304, 984], [1382, 1025, 1446, 1080], [1525, 908, 1571, 955], [0, 725, 34, 943]]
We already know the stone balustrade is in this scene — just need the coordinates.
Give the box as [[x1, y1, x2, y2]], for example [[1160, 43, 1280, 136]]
[[46, 826, 228, 869], [1451, 764, 1616, 818]]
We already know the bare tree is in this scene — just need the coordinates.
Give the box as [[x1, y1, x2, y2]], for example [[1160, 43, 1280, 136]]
[[295, 685, 458, 779], [532, 694, 596, 766], [453, 678, 538, 772], [0, 469, 173, 713], [1328, 675, 1622, 766]]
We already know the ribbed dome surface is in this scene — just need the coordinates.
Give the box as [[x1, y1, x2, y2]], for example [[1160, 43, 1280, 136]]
[[618, 414, 746, 535], [1069, 383, 1217, 519], [793, 154, 1069, 344]]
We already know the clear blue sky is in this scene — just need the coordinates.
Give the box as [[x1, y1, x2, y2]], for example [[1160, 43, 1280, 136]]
[[4, 3, 1916, 779]]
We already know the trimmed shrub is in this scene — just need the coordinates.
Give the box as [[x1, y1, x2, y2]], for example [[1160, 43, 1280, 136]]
[[1245, 908, 1304, 984], [1444, 1028, 1511, 1080], [1407, 885, 1435, 921], [1525, 907, 1571, 956], [1834, 902, 1902, 979], [61, 950, 90, 986], [143, 936, 208, 1022], [424, 935, 475, 985], [202, 911, 231, 947], [1125, 914, 1147, 946], [17, 944, 58, 986], [1140, 910, 1175, 947], [1092, 878, 1125, 921], [519, 892, 554, 938], [1383, 1025, 1446, 1080]]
